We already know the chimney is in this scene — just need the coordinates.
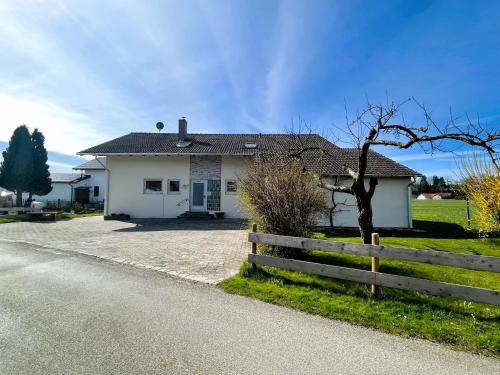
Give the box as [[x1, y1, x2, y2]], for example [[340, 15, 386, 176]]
[[178, 117, 187, 140]]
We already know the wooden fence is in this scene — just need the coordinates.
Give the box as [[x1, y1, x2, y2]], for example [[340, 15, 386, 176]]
[[248, 228, 500, 306]]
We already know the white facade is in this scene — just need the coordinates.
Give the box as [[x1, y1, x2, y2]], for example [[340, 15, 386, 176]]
[[104, 154, 412, 227], [320, 177, 413, 228], [106, 155, 249, 219], [31, 182, 73, 204], [28, 166, 107, 205], [75, 169, 107, 203], [220, 156, 248, 218], [107, 155, 191, 218]]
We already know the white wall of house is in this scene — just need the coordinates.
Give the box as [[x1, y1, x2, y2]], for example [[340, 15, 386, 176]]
[[104, 155, 412, 227], [107, 155, 251, 218], [31, 183, 73, 203], [319, 177, 412, 228], [106, 155, 191, 218], [220, 156, 249, 218], [27, 170, 107, 205], [76, 169, 107, 203]]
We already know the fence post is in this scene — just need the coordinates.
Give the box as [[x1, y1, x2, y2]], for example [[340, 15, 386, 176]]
[[251, 223, 258, 254], [250, 223, 257, 267], [371, 233, 380, 297]]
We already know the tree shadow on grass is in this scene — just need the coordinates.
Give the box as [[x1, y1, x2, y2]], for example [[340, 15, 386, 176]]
[[317, 220, 495, 240], [113, 219, 248, 232]]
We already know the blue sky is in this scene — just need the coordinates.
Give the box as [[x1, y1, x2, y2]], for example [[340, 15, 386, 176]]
[[0, 0, 498, 177]]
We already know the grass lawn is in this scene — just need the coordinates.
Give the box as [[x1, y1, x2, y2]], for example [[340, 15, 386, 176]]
[[220, 199, 500, 356], [0, 218, 16, 224]]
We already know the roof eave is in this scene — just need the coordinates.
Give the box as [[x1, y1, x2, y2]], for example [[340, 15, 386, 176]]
[[77, 152, 254, 156], [321, 173, 421, 178], [72, 167, 105, 170]]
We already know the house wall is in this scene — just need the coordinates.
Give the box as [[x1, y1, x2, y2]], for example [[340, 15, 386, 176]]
[[105, 155, 411, 226], [107, 155, 191, 218], [220, 156, 249, 218], [106, 155, 250, 218], [76, 169, 107, 203], [319, 177, 412, 228], [32, 183, 73, 204]]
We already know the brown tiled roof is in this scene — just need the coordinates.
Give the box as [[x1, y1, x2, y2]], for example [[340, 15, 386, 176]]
[[79, 133, 419, 177], [79, 133, 338, 156]]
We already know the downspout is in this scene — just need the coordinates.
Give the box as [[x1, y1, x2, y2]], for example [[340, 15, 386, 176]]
[[95, 157, 110, 216], [69, 181, 74, 209], [407, 177, 416, 228]]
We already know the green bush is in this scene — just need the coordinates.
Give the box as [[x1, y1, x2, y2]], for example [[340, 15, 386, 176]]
[[238, 157, 327, 258]]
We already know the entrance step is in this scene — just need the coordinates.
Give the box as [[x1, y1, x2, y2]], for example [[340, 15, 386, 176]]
[[177, 211, 213, 220]]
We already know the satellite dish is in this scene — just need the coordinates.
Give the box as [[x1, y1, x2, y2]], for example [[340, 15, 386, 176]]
[[156, 122, 164, 132]]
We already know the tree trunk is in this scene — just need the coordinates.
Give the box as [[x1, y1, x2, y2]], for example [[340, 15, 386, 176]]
[[329, 191, 335, 228], [27, 192, 33, 207], [16, 189, 23, 207], [355, 193, 374, 244]]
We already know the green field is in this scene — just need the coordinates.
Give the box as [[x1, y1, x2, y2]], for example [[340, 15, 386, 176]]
[[220, 200, 500, 356]]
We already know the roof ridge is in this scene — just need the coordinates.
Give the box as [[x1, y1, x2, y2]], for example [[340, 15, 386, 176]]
[[127, 132, 324, 136]]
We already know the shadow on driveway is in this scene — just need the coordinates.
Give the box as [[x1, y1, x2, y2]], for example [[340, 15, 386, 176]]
[[113, 219, 249, 232]]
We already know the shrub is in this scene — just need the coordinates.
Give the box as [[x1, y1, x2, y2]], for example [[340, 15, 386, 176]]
[[459, 154, 499, 236], [238, 157, 327, 258]]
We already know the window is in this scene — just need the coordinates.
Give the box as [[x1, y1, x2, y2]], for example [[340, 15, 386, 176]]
[[168, 180, 181, 194], [226, 180, 237, 194], [93, 186, 100, 197], [144, 179, 163, 194], [244, 142, 257, 149]]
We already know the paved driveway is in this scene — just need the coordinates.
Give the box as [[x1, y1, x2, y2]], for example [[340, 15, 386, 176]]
[[0, 216, 249, 283], [2, 241, 499, 375]]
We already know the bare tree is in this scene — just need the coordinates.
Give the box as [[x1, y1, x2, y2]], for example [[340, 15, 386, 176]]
[[292, 99, 499, 244]]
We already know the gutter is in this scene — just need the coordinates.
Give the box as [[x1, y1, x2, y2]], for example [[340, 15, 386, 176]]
[[77, 152, 254, 157], [95, 157, 110, 216], [407, 177, 416, 228]]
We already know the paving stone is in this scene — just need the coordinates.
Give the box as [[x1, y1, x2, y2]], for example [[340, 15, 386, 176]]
[[0, 217, 249, 284]]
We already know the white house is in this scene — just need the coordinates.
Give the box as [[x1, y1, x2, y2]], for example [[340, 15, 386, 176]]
[[72, 157, 107, 204], [25, 158, 107, 207], [78, 118, 419, 228], [30, 173, 89, 207]]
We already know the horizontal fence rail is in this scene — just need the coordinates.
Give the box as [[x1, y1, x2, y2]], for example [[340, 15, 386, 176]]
[[248, 232, 500, 306], [248, 232, 500, 273]]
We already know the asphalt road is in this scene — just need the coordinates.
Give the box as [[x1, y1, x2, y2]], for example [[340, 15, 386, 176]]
[[0, 240, 498, 374]]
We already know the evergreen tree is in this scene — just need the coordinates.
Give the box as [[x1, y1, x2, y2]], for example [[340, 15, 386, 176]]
[[431, 176, 447, 192], [0, 125, 34, 206], [418, 176, 430, 194], [28, 129, 52, 202]]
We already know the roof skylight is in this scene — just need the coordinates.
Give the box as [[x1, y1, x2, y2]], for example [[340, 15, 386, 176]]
[[176, 140, 192, 148], [244, 142, 257, 149]]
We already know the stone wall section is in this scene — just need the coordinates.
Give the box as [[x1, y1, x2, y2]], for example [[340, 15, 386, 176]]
[[190, 156, 221, 211]]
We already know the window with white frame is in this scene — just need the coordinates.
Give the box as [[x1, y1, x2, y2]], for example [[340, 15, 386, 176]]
[[144, 179, 163, 194], [225, 179, 237, 194], [168, 179, 181, 194]]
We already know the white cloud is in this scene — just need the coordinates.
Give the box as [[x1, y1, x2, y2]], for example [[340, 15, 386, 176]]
[[264, 3, 307, 127], [48, 160, 77, 170], [389, 150, 475, 162], [0, 94, 107, 156]]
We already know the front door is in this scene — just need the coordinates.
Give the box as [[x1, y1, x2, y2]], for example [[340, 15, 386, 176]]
[[75, 188, 90, 204], [191, 180, 207, 211]]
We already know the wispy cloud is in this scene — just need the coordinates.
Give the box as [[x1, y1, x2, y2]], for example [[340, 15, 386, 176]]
[[389, 150, 475, 163], [0, 0, 498, 177]]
